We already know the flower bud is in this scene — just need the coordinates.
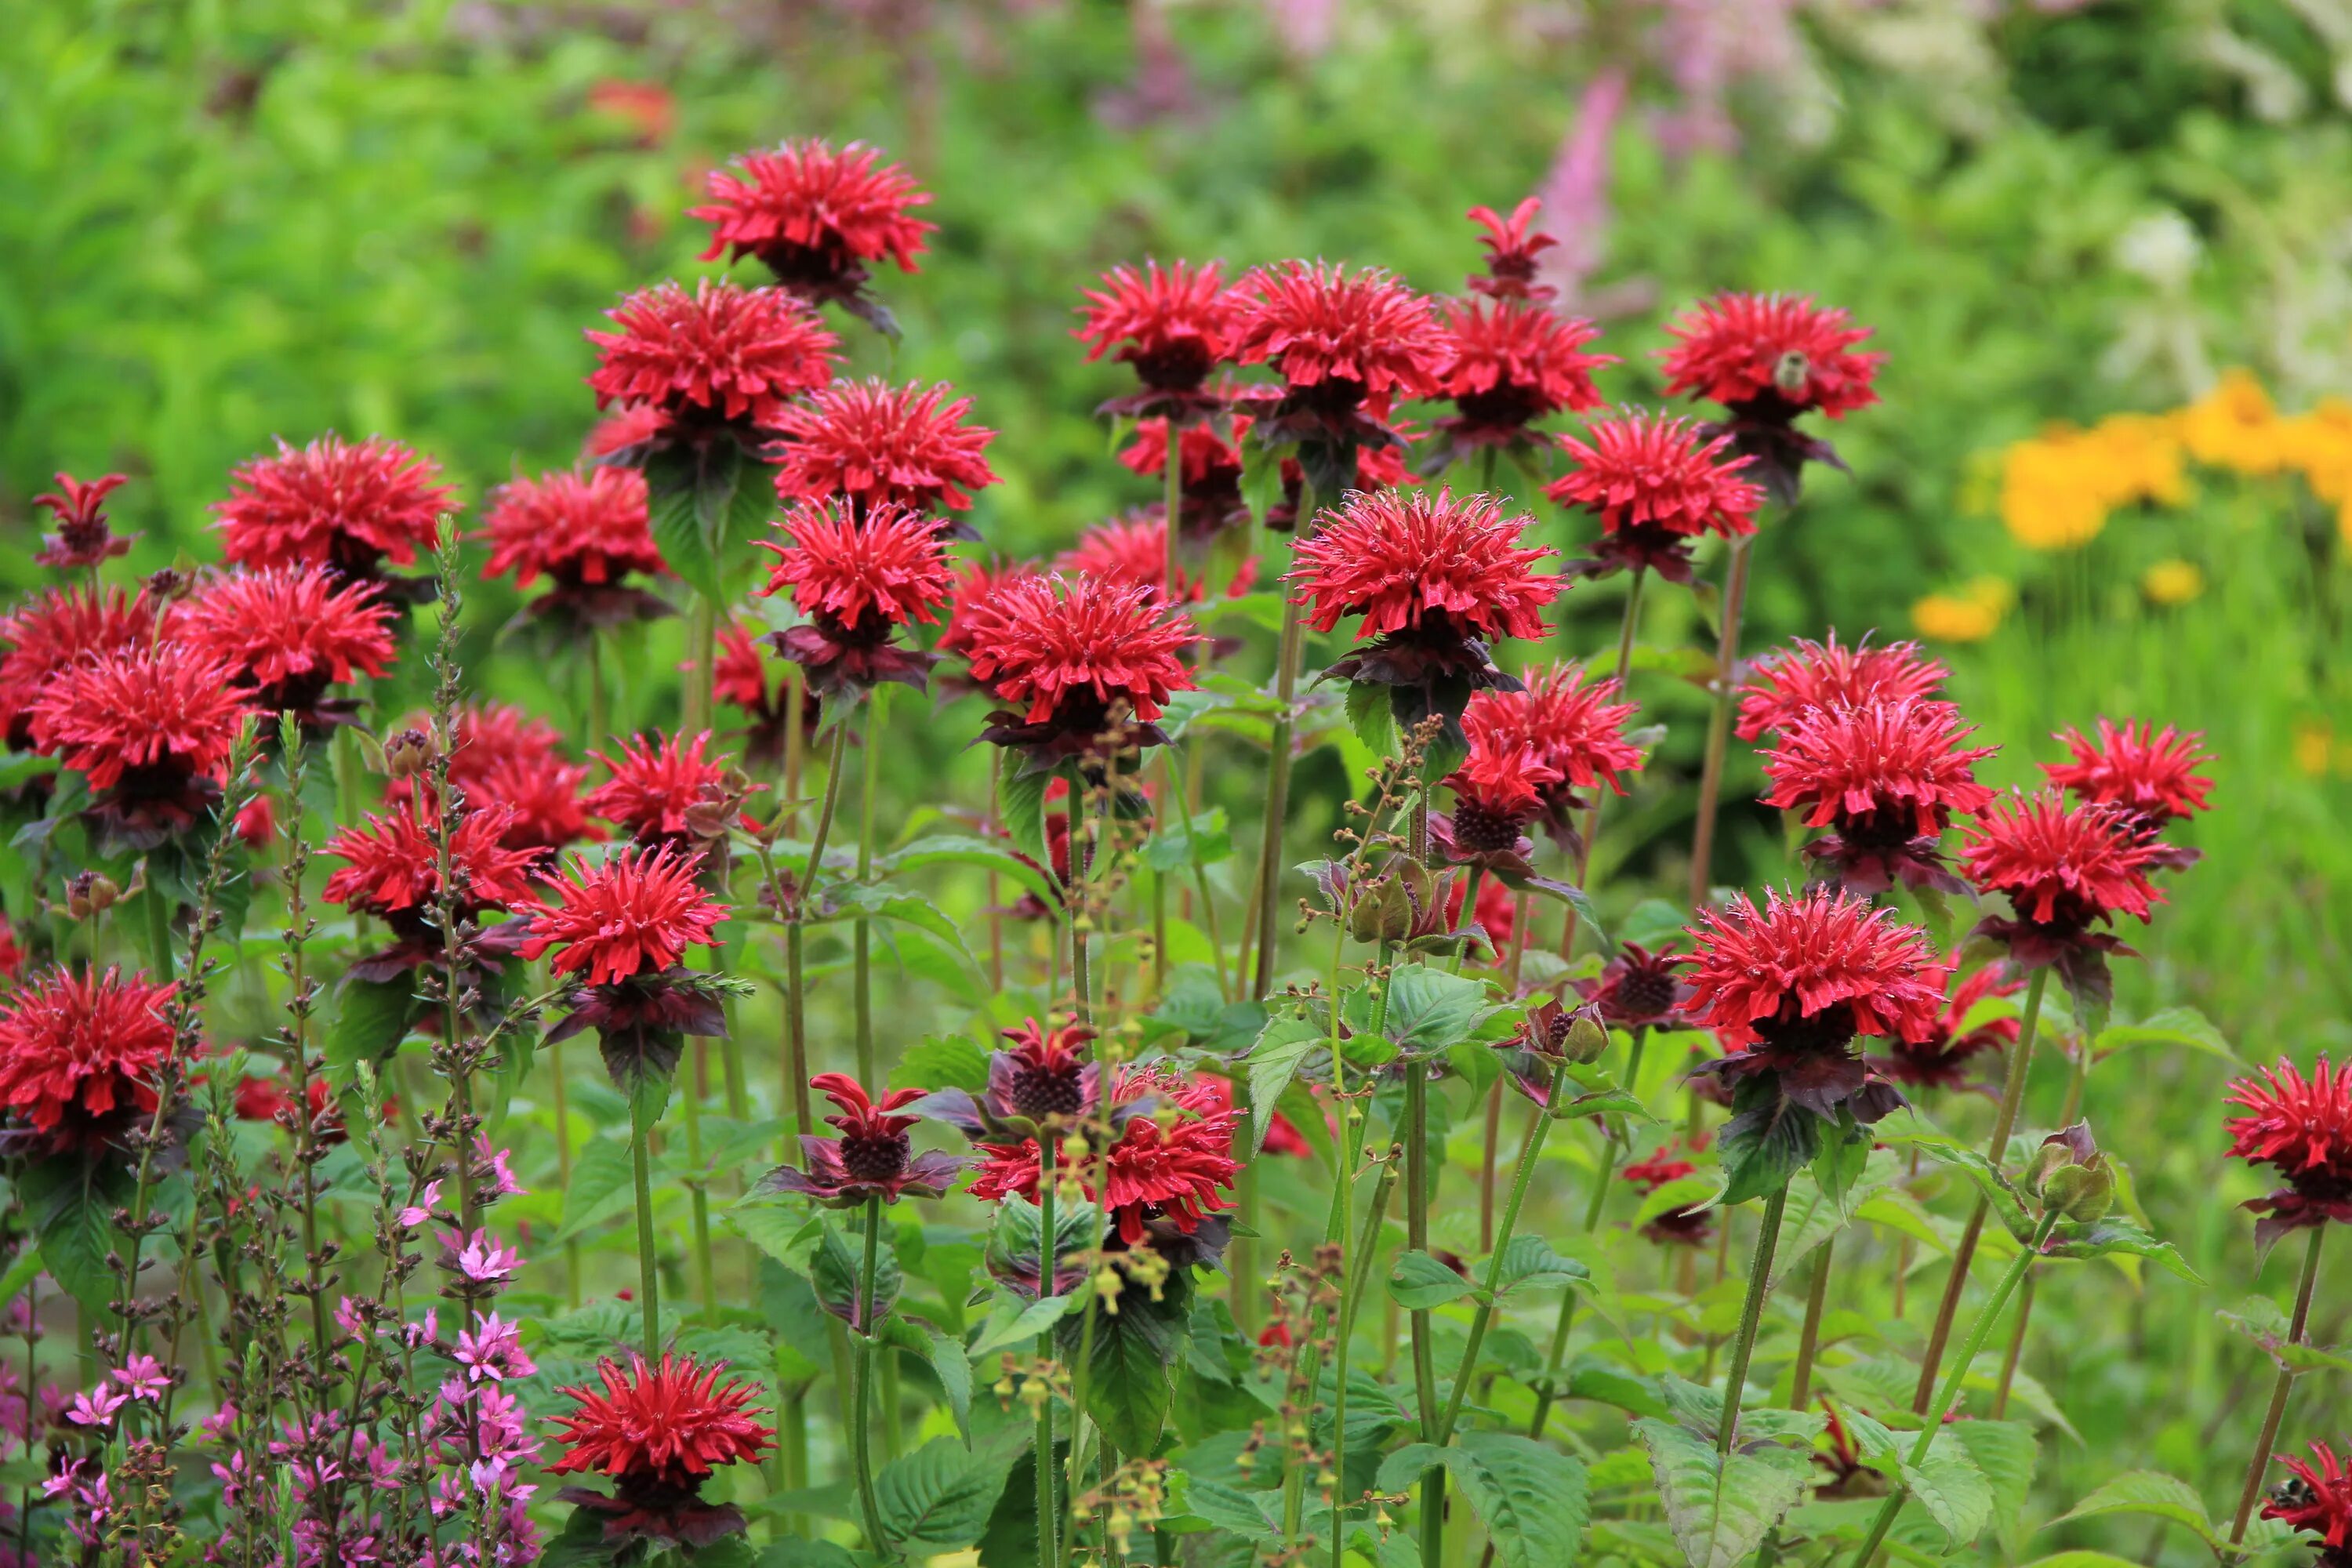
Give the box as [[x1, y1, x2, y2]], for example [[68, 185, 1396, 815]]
[[65, 871, 120, 920], [382, 726, 440, 781], [2041, 1160, 2114, 1223], [143, 567, 194, 604], [1562, 1005, 1610, 1065]]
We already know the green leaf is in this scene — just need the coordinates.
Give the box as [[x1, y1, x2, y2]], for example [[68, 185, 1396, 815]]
[[1767, 1149, 1902, 1293], [2219, 1294, 2352, 1375], [1383, 967, 1501, 1054], [1901, 1432, 1994, 1550], [1376, 1434, 1588, 1568], [20, 1160, 125, 1314], [556, 1138, 638, 1243], [891, 1034, 992, 1096], [811, 1217, 902, 1332], [1491, 1236, 1591, 1299], [1243, 1011, 1323, 1156], [1946, 1420, 2038, 1544], [968, 1293, 1079, 1359], [880, 834, 1059, 909], [1633, 1416, 1812, 1568], [874, 1432, 1023, 1556], [1064, 1285, 1187, 1454], [645, 447, 720, 604], [2044, 1215, 2201, 1281], [1172, 1476, 1283, 1542], [1388, 1250, 1476, 1310], [1718, 1077, 1819, 1206], [1143, 808, 1232, 873], [1617, 898, 1689, 951], [996, 751, 1049, 866], [2048, 1470, 2223, 1551], [1345, 678, 1396, 755], [325, 975, 417, 1069], [881, 1318, 974, 1439], [2092, 1004, 2238, 1064]]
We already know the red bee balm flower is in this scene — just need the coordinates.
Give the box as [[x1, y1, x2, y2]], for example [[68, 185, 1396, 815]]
[[586, 731, 757, 850], [1870, 959, 2021, 1093], [1960, 790, 2163, 979], [1760, 699, 1998, 895], [2227, 1057, 2352, 1244], [1232, 261, 1446, 453], [522, 846, 725, 987], [692, 140, 932, 325], [28, 644, 251, 850], [0, 966, 176, 1151], [1736, 633, 1951, 742], [760, 1073, 967, 1213], [966, 572, 1199, 766], [936, 560, 1044, 661], [477, 467, 666, 629], [769, 379, 999, 530], [757, 499, 954, 695], [912, 1018, 1100, 1140], [2043, 717, 2215, 833], [2264, 1441, 2352, 1563], [31, 471, 134, 569], [215, 435, 455, 580], [324, 806, 539, 930], [182, 565, 397, 731], [1466, 198, 1559, 303], [1460, 668, 1644, 849], [1119, 417, 1250, 539], [1622, 1134, 1715, 1246], [549, 1353, 775, 1548], [1436, 734, 1561, 868], [1548, 410, 1762, 583], [1057, 513, 1254, 607], [387, 702, 601, 855], [0, 585, 170, 749], [1431, 298, 1613, 459], [1657, 292, 1883, 501], [1577, 942, 1694, 1032], [586, 279, 839, 446], [1076, 260, 1244, 418]]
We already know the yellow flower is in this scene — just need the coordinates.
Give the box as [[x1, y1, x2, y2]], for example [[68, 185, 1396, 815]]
[[1911, 576, 2012, 642], [2294, 720, 2335, 779], [2282, 397, 2352, 506], [1997, 414, 2187, 550], [2176, 368, 2292, 474], [2139, 558, 2204, 605]]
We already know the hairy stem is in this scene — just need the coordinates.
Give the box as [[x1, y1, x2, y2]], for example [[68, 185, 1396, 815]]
[[1719, 1184, 1790, 1454], [1790, 1232, 1835, 1414], [629, 1082, 662, 1361], [852, 1195, 891, 1555], [854, 688, 889, 1087]]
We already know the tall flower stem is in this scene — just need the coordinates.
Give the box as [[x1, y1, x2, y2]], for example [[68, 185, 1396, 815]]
[[2230, 1224, 2328, 1543], [1036, 1150, 1062, 1568], [679, 1054, 717, 1323], [853, 687, 891, 1087], [1849, 1210, 2062, 1568], [1718, 1184, 1790, 1454], [1686, 539, 1753, 911], [1164, 409, 1185, 610], [1063, 760, 1095, 1026], [1330, 1147, 1400, 1568], [1403, 1057, 1446, 1568], [1992, 1017, 2100, 1413], [785, 721, 854, 1156], [628, 1080, 662, 1361], [1252, 474, 1315, 1001], [684, 593, 717, 735], [852, 1194, 891, 1555], [1912, 966, 2049, 1411], [1561, 568, 1645, 960], [586, 629, 608, 748], [550, 1037, 581, 1306], [1789, 1233, 1835, 1412]]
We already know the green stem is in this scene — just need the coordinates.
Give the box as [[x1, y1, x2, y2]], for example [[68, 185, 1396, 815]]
[[630, 1083, 662, 1361], [1789, 1232, 1834, 1414], [1064, 760, 1094, 1026], [1251, 474, 1313, 1001], [1526, 1026, 1649, 1439], [1912, 966, 2049, 1411], [852, 1196, 891, 1555], [586, 629, 608, 750], [551, 1038, 581, 1307], [1686, 539, 1753, 912], [1037, 1147, 1061, 1568], [681, 1046, 716, 1323], [1718, 1184, 1790, 1454], [2230, 1224, 2328, 1542], [783, 722, 853, 1161], [854, 688, 889, 1088], [143, 887, 174, 982], [1404, 1058, 1445, 1568]]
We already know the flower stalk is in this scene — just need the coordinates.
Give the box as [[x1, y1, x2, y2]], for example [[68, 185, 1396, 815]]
[[2230, 1223, 2328, 1543]]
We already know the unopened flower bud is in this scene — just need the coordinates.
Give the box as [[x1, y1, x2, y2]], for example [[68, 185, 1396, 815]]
[[143, 567, 194, 603], [66, 871, 120, 920], [1563, 1005, 1609, 1065], [2042, 1160, 2114, 1223], [382, 727, 439, 781]]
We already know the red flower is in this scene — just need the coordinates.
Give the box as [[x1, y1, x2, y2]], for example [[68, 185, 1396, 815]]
[[1460, 667, 1644, 848], [1659, 292, 1883, 420], [969, 1063, 1240, 1250], [1548, 410, 1762, 583], [416, 703, 601, 855], [586, 279, 839, 443], [521, 845, 726, 986], [1736, 633, 1950, 742], [1056, 513, 1254, 607], [585, 405, 667, 461], [1760, 699, 1998, 895], [0, 585, 169, 749], [769, 379, 1000, 525], [0, 966, 176, 1149], [2263, 1441, 2352, 1559], [756, 499, 955, 695], [708, 622, 809, 767], [182, 565, 397, 729], [1076, 260, 1244, 416], [1232, 261, 1447, 448], [549, 1353, 775, 1547], [692, 140, 932, 313], [1870, 960, 2020, 1093], [936, 560, 1043, 661], [215, 435, 456, 579], [1577, 942, 1693, 1032], [1684, 888, 1948, 1051], [1119, 417, 1250, 538], [27, 644, 251, 849], [966, 573, 1199, 765], [1960, 790, 2163, 972], [1436, 732, 1559, 869], [31, 471, 133, 569], [477, 467, 665, 619], [323, 806, 540, 926], [760, 1073, 966, 1210], [1466, 198, 1559, 303], [2226, 1057, 2352, 1243], [2043, 717, 2215, 828], [586, 731, 751, 848], [1431, 298, 1613, 454]]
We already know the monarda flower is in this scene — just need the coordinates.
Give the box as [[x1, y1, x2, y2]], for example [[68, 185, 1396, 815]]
[[28, 643, 251, 851], [585, 731, 757, 855], [1759, 699, 1998, 895], [585, 279, 839, 454], [477, 467, 668, 630], [2226, 1057, 2352, 1246], [756, 499, 955, 695], [1577, 941, 1693, 1033], [1657, 291, 1884, 502], [1288, 488, 1559, 731], [1427, 298, 1613, 467], [915, 1019, 1099, 1138], [1869, 959, 2020, 1094], [1119, 417, 1250, 539], [0, 966, 176, 1154], [2043, 717, 2215, 868], [435, 702, 601, 855], [1432, 732, 1560, 880], [522, 846, 729, 1085], [1735, 632, 1951, 742], [1548, 409, 1762, 583], [1960, 789, 2163, 993], [758, 1073, 965, 1210], [181, 565, 397, 733], [1231, 260, 1447, 481], [710, 621, 812, 768], [691, 139, 932, 331], [769, 379, 999, 535], [0, 585, 169, 750], [214, 434, 456, 586], [935, 560, 1043, 662], [1459, 667, 1645, 851], [1056, 513, 1254, 608], [1465, 198, 1559, 303], [965, 572, 1199, 770], [323, 804, 542, 985], [1622, 1135, 1715, 1246], [2266, 1441, 2352, 1564], [31, 471, 134, 569], [1682, 888, 1947, 1190], [1076, 260, 1244, 422], [548, 1353, 775, 1548]]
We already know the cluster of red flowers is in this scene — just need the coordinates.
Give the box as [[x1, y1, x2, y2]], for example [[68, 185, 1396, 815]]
[[549, 1353, 775, 1546], [964, 572, 1200, 766], [2226, 1055, 2352, 1244], [1759, 698, 1997, 895], [215, 434, 456, 582], [0, 966, 177, 1152]]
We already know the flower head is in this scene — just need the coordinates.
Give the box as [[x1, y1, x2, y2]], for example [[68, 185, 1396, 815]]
[[0, 967, 176, 1150], [692, 140, 932, 318], [912, 1018, 1101, 1142], [0, 585, 170, 749], [1577, 942, 1693, 1032], [966, 572, 1199, 766], [936, 559, 1044, 661], [1760, 699, 1998, 895], [1660, 292, 1882, 420], [182, 565, 397, 729], [1459, 667, 1643, 848], [1119, 417, 1250, 538], [1057, 512, 1251, 606], [28, 644, 251, 849], [1548, 410, 1761, 583], [1232, 261, 1446, 448], [760, 1073, 965, 1210], [1432, 298, 1612, 453], [749, 500, 952, 699], [2263, 1441, 2352, 1561], [1870, 960, 2020, 1093], [477, 468, 665, 626], [2042, 717, 2215, 829], [1436, 735, 1560, 866], [1736, 633, 1950, 741], [215, 434, 456, 579], [2227, 1057, 2352, 1243], [586, 280, 839, 445], [1466, 198, 1559, 303], [521, 846, 725, 986], [431, 702, 600, 854], [323, 807, 540, 927], [1076, 260, 1244, 414], [586, 731, 756, 851], [1683, 888, 1948, 1053], [548, 1354, 774, 1546], [1961, 790, 2163, 974], [770, 379, 999, 525], [31, 471, 134, 569]]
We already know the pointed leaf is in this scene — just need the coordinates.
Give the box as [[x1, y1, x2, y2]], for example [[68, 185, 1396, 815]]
[[1633, 1416, 1811, 1568], [1388, 1250, 1477, 1310]]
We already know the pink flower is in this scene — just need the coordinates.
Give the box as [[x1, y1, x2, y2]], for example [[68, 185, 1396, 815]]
[[455, 1314, 537, 1384]]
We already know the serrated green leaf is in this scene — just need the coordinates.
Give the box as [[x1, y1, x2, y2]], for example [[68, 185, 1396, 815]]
[[2048, 1469, 2221, 1549], [1383, 967, 1500, 1054], [2219, 1294, 2352, 1375], [1947, 1420, 2038, 1544], [1901, 1433, 1994, 1550], [880, 834, 1058, 909], [1062, 1284, 1186, 1454], [996, 752, 1049, 866], [1345, 678, 1396, 755], [325, 975, 417, 1070], [1377, 1434, 1588, 1568], [1634, 1414, 1811, 1568], [874, 1432, 1022, 1555], [1388, 1250, 1477, 1310], [1243, 1011, 1323, 1156], [1491, 1235, 1590, 1298], [556, 1137, 637, 1242], [2093, 1004, 2238, 1064]]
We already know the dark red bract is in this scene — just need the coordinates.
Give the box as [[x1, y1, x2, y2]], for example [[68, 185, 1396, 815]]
[[761, 1073, 966, 1209]]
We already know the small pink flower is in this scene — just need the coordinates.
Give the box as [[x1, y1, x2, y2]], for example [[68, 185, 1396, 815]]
[[454, 1313, 536, 1384], [198, 1403, 240, 1442], [402, 1307, 441, 1349], [474, 1138, 525, 1200], [67, 1382, 126, 1428], [114, 1353, 169, 1403], [398, 1178, 445, 1229], [440, 1229, 523, 1286]]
